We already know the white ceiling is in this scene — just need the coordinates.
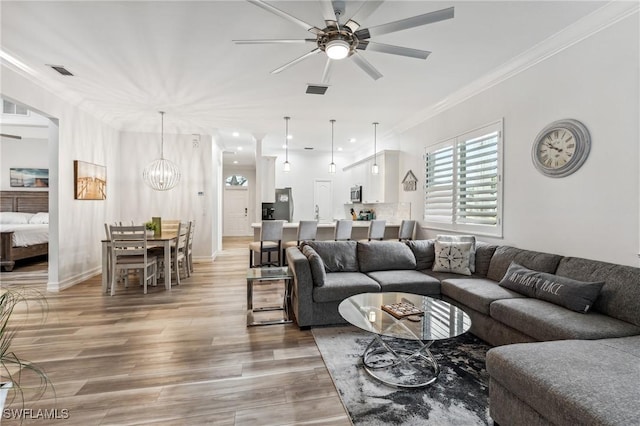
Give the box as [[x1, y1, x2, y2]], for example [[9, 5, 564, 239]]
[[1, 1, 607, 166]]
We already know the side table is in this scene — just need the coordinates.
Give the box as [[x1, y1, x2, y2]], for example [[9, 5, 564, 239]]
[[246, 266, 293, 326]]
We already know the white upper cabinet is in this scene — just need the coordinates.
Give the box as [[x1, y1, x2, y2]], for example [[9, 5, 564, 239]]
[[347, 150, 399, 203]]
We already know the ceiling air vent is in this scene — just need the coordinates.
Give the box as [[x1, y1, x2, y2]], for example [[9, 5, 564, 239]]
[[306, 84, 328, 95], [47, 64, 74, 76]]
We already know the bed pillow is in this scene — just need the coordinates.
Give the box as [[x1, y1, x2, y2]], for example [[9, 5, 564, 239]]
[[28, 212, 49, 224], [432, 240, 473, 276], [0, 212, 34, 224]]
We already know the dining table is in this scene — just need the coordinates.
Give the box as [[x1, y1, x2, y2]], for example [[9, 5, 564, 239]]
[[101, 231, 178, 294]]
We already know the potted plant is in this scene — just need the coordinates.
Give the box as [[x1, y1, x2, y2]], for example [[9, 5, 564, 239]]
[[0, 289, 53, 412], [144, 221, 157, 237]]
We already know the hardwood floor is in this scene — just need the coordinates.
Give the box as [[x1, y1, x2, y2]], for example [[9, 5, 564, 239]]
[[1, 237, 350, 425]]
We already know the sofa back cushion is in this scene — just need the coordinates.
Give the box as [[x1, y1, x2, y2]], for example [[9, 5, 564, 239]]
[[475, 242, 498, 277], [487, 246, 562, 282], [305, 241, 358, 272], [406, 240, 435, 270], [555, 257, 640, 326], [301, 245, 326, 287], [358, 241, 417, 273]]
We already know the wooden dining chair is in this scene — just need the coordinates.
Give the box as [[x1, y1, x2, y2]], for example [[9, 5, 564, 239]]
[[109, 225, 157, 296], [186, 220, 195, 276], [249, 220, 284, 267]]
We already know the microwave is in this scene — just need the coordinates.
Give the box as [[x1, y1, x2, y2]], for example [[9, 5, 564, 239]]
[[350, 185, 362, 203]]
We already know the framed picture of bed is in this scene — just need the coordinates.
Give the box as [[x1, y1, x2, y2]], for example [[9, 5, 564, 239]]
[[10, 168, 49, 188], [74, 160, 106, 200]]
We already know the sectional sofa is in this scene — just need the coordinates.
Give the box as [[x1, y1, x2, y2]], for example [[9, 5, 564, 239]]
[[285, 239, 640, 426]]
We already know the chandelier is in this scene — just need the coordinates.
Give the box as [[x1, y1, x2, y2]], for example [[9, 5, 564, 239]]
[[143, 111, 181, 191]]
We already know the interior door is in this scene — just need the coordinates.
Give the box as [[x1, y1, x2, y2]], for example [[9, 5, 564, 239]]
[[223, 188, 250, 236], [313, 179, 333, 223]]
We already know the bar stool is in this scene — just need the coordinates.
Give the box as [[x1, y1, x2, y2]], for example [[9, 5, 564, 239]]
[[334, 220, 353, 241], [398, 220, 416, 241], [367, 219, 386, 241], [249, 220, 284, 267], [282, 220, 318, 263]]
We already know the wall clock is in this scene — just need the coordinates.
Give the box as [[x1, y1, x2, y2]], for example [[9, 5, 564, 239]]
[[531, 119, 591, 177]]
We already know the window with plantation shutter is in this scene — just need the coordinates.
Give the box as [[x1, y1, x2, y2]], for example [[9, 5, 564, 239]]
[[424, 120, 503, 237]]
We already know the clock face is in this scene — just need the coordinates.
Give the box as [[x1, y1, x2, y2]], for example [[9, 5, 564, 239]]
[[532, 119, 590, 177]]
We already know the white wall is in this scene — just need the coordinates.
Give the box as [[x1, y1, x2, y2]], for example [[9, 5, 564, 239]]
[[117, 131, 221, 261], [274, 150, 353, 221], [398, 15, 639, 266], [1, 136, 48, 191], [1, 66, 121, 290]]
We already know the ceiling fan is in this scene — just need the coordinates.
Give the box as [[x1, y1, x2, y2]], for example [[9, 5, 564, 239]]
[[234, 0, 454, 83]]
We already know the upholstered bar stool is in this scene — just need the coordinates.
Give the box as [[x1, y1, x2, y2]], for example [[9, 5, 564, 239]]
[[366, 219, 386, 241], [334, 219, 353, 241], [398, 220, 416, 241], [249, 220, 284, 267], [282, 220, 318, 263]]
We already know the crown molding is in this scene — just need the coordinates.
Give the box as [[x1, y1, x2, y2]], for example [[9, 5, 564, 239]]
[[393, 1, 639, 135]]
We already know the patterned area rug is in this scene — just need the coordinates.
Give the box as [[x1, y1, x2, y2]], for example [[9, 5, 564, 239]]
[[312, 326, 492, 426]]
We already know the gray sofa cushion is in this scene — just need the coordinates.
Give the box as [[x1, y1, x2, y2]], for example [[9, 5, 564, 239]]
[[487, 336, 640, 426], [487, 246, 562, 282], [306, 241, 358, 272], [366, 270, 441, 295], [474, 242, 498, 278], [301, 245, 326, 287], [555, 256, 640, 327], [357, 241, 416, 273], [441, 277, 525, 315], [490, 298, 640, 341], [312, 272, 381, 303], [406, 240, 435, 270]]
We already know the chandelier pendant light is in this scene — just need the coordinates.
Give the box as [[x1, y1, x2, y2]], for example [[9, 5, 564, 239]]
[[283, 116, 291, 172], [371, 122, 379, 175], [329, 119, 336, 174], [143, 111, 181, 191]]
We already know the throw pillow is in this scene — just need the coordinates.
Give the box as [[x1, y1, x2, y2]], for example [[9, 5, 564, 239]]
[[306, 241, 359, 272], [498, 262, 605, 313], [437, 234, 476, 273], [302, 245, 326, 287], [406, 240, 435, 270], [28, 212, 49, 224], [432, 241, 472, 276], [498, 262, 540, 297]]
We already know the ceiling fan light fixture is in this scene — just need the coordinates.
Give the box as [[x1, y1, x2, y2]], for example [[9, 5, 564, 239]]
[[326, 39, 350, 60]]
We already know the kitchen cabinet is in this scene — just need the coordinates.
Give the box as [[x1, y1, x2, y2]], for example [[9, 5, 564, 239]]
[[361, 151, 399, 203]]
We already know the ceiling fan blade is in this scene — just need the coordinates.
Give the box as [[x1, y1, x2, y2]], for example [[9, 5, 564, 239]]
[[247, 0, 325, 35], [319, 0, 337, 22], [271, 48, 322, 74], [355, 6, 454, 39], [362, 41, 431, 59], [350, 52, 382, 80], [233, 39, 316, 44], [321, 58, 333, 84], [345, 0, 384, 32]]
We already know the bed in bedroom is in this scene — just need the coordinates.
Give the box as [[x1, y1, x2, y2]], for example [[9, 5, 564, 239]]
[[0, 191, 49, 272]]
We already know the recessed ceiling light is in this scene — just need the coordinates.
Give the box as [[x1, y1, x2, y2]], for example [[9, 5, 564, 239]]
[[287, 135, 293, 140], [349, 138, 356, 143], [237, 146, 243, 151], [233, 160, 238, 164], [232, 132, 239, 137], [337, 147, 343, 151], [282, 144, 287, 149]]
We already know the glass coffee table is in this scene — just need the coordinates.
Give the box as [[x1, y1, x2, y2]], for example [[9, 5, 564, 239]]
[[338, 292, 471, 388]]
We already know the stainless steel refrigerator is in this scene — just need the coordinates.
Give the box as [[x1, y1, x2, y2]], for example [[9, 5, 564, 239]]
[[273, 187, 293, 222]]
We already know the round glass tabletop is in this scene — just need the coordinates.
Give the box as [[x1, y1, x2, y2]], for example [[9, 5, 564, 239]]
[[338, 292, 471, 342]]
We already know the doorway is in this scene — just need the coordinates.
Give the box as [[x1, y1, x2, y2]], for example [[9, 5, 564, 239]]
[[313, 179, 333, 223], [223, 188, 250, 236]]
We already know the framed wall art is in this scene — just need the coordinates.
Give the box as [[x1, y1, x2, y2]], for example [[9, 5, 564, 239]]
[[10, 168, 49, 188], [74, 160, 106, 200]]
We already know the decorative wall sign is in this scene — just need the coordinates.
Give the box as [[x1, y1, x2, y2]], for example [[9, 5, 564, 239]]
[[74, 160, 106, 200], [402, 170, 418, 191], [10, 168, 49, 188]]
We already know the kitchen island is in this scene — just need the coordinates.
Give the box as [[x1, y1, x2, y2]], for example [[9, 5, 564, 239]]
[[251, 221, 402, 242]]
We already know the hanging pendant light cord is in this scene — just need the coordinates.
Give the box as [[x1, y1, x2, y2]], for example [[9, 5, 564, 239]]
[[331, 119, 335, 163], [373, 122, 378, 163], [160, 111, 165, 160], [285, 116, 290, 162]]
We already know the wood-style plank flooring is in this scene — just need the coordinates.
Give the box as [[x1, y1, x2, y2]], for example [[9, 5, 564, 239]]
[[1, 237, 350, 425]]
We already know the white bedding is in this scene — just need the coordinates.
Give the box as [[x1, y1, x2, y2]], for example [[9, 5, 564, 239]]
[[0, 224, 49, 247]]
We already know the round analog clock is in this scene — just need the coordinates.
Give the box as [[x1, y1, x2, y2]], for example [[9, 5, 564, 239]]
[[532, 119, 591, 177]]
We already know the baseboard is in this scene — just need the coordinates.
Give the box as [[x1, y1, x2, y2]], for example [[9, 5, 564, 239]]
[[194, 253, 216, 263], [47, 266, 101, 292]]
